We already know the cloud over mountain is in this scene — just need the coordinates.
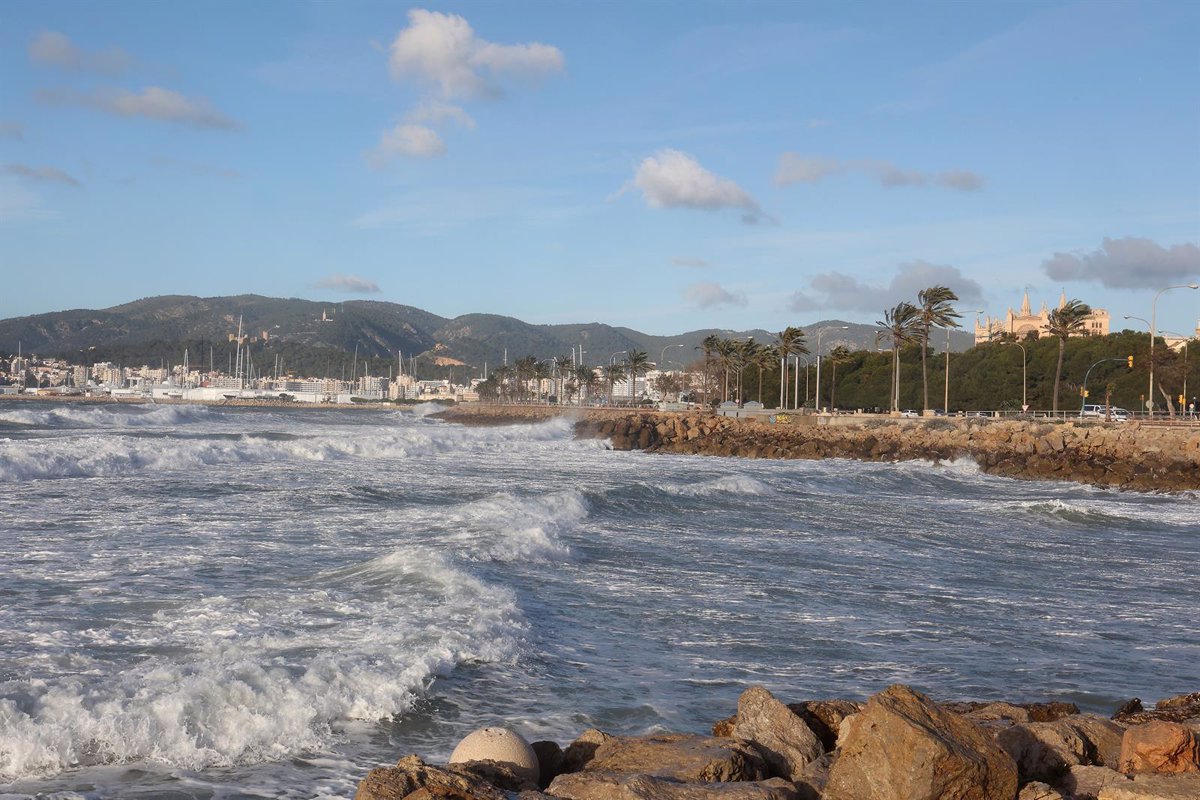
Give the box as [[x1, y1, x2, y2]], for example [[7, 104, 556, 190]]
[[313, 274, 382, 294], [789, 261, 985, 313], [629, 150, 761, 222], [684, 281, 747, 308]]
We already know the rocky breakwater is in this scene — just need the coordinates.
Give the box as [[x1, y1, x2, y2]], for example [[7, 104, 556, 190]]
[[431, 406, 1200, 492], [356, 685, 1200, 800]]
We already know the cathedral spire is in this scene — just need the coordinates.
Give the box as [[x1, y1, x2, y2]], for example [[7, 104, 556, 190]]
[[1020, 291, 1031, 316], [1058, 288, 1067, 309]]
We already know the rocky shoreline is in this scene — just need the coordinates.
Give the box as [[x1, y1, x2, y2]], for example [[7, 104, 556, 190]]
[[356, 684, 1200, 800], [431, 405, 1200, 493]]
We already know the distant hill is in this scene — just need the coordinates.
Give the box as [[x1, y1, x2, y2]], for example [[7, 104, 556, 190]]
[[0, 294, 977, 374]]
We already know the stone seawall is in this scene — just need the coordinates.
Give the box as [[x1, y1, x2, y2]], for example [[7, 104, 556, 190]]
[[432, 405, 1200, 492]]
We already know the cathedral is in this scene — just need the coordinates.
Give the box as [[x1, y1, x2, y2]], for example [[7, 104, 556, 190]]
[[974, 290, 1110, 345]]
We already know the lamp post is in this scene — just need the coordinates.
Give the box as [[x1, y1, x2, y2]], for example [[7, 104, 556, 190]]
[[1003, 341, 1027, 412], [792, 354, 810, 409], [944, 311, 983, 413], [1125, 315, 1152, 416], [813, 326, 848, 411], [660, 343, 684, 370], [1149, 284, 1199, 414]]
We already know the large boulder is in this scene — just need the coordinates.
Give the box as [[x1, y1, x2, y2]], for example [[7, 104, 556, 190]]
[[998, 715, 1125, 782], [1053, 765, 1131, 800], [546, 772, 800, 800], [355, 755, 514, 800], [787, 700, 863, 751], [1119, 722, 1200, 775], [1018, 782, 1065, 800], [563, 729, 617, 773], [1097, 774, 1200, 799], [824, 684, 1018, 800], [579, 733, 769, 783], [731, 686, 824, 779], [449, 728, 540, 785], [532, 740, 565, 788]]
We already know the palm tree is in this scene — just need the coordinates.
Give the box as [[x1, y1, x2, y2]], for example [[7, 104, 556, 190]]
[[916, 286, 961, 412], [773, 326, 809, 409], [1046, 299, 1092, 414], [878, 302, 920, 412], [713, 338, 737, 402], [491, 365, 513, 401], [699, 334, 722, 406], [625, 350, 651, 405], [828, 345, 852, 409], [531, 359, 552, 403], [514, 355, 538, 402], [601, 363, 626, 404], [575, 364, 600, 405], [554, 355, 574, 402], [750, 342, 775, 404]]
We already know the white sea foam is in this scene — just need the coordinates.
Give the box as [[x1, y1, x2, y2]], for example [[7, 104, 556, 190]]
[[0, 404, 214, 429], [442, 489, 588, 562], [656, 475, 770, 497], [0, 416, 578, 483], [0, 548, 521, 780]]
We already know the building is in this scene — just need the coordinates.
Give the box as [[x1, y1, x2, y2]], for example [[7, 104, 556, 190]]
[[975, 291, 1110, 344]]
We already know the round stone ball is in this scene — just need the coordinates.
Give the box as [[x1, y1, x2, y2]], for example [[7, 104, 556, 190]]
[[448, 726, 539, 784]]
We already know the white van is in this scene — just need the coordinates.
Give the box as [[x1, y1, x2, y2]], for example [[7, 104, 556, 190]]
[[1080, 404, 1129, 422]]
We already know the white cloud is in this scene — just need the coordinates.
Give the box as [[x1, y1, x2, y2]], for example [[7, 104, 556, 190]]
[[0, 181, 57, 221], [29, 30, 132, 75], [37, 87, 239, 130], [388, 9, 564, 99], [3, 163, 81, 187], [684, 281, 747, 308], [789, 260, 985, 313], [671, 256, 710, 268], [775, 152, 983, 192], [406, 100, 476, 129], [368, 124, 446, 165], [0, 122, 23, 140], [314, 274, 382, 294], [630, 149, 761, 220], [1043, 237, 1200, 289], [774, 154, 843, 185]]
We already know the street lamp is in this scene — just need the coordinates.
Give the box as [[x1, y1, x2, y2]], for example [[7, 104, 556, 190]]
[[1125, 315, 1152, 415], [792, 354, 810, 409], [1003, 341, 1027, 412], [660, 343, 685, 370], [813, 326, 848, 411], [945, 311, 983, 413], [1149, 284, 1199, 414], [609, 350, 626, 365]]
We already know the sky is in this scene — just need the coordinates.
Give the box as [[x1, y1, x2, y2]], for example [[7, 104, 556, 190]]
[[2, 0, 1199, 336]]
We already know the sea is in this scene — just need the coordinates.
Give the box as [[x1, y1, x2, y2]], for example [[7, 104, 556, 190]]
[[0, 401, 1196, 799]]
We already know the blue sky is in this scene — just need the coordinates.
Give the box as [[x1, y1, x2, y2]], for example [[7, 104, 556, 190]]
[[2, 0, 1199, 336]]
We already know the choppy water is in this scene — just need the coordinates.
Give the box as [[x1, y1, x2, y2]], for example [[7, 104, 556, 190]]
[[0, 401, 1196, 799]]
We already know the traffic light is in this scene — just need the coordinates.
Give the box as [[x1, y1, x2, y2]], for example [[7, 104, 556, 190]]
[[1127, 355, 1134, 368], [1180, 395, 1186, 405], [1080, 388, 1089, 398]]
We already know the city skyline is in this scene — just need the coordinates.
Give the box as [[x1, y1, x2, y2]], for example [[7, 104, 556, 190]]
[[2, 1, 1199, 334]]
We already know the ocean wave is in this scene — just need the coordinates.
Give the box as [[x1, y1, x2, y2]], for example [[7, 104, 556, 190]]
[[441, 489, 588, 563], [654, 475, 771, 497], [0, 403, 215, 430], [0, 548, 521, 780], [0, 416, 578, 483]]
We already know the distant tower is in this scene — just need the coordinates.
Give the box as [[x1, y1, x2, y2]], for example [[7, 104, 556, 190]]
[[1058, 288, 1067, 309], [1020, 291, 1031, 317]]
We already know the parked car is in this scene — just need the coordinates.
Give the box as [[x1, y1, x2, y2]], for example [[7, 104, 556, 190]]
[[1080, 404, 1128, 422], [900, 409, 919, 418]]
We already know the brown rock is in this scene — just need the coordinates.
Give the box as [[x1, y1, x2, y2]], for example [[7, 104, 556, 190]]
[[712, 716, 737, 738], [731, 686, 823, 779], [1115, 693, 1200, 726], [824, 684, 1018, 800], [532, 740, 565, 789], [1097, 773, 1200, 799], [546, 772, 800, 800], [563, 729, 615, 773], [1119, 722, 1200, 775], [354, 756, 509, 800], [1019, 782, 1065, 800], [1055, 765, 1132, 800], [998, 715, 1126, 782], [583, 733, 769, 783], [787, 700, 863, 751]]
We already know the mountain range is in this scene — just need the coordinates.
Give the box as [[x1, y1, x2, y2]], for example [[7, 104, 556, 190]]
[[0, 294, 977, 370]]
